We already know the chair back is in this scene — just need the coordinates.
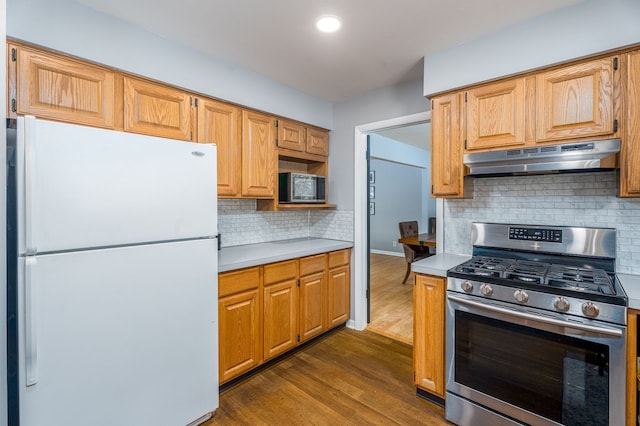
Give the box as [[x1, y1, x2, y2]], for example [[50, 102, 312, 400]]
[[398, 221, 419, 238]]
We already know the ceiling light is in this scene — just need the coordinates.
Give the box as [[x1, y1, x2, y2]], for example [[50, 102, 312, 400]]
[[315, 15, 342, 33]]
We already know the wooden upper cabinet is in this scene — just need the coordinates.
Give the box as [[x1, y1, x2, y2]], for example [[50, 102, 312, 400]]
[[124, 76, 194, 141], [242, 110, 276, 198], [277, 119, 305, 152], [277, 119, 329, 157], [466, 77, 530, 150], [198, 99, 241, 197], [13, 45, 115, 128], [536, 57, 615, 142], [306, 127, 329, 156], [413, 274, 445, 399], [431, 92, 466, 198], [620, 50, 640, 197]]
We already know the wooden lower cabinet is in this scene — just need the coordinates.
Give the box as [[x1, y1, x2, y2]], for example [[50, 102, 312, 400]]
[[263, 260, 299, 360], [627, 309, 639, 426], [413, 273, 445, 399], [218, 267, 262, 384], [218, 249, 351, 384]]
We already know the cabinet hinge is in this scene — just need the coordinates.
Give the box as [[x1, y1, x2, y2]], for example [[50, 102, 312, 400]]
[[464, 92, 467, 102], [189, 97, 193, 107], [613, 119, 619, 133], [11, 48, 17, 62], [297, 279, 300, 287], [190, 131, 193, 140], [464, 140, 467, 150], [275, 119, 279, 128], [431, 100, 434, 109], [275, 138, 279, 147], [614, 57, 618, 71], [431, 184, 434, 194], [413, 371, 416, 381], [194, 98, 199, 107], [297, 335, 300, 343], [11, 99, 17, 113]]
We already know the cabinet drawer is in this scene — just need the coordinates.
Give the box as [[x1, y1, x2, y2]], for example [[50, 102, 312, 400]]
[[264, 260, 298, 285], [219, 267, 260, 297], [329, 249, 350, 269], [300, 254, 327, 276]]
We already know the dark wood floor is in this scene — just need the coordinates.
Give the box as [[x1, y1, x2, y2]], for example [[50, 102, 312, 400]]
[[204, 328, 448, 425]]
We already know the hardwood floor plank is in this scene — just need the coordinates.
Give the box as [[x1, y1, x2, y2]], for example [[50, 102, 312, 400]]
[[368, 253, 414, 343], [205, 328, 447, 425]]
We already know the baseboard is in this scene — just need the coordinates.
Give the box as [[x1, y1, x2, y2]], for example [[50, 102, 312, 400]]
[[370, 249, 404, 257]]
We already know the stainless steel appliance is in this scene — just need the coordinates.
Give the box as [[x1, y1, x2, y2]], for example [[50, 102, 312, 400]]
[[445, 223, 627, 426], [278, 172, 326, 203], [463, 138, 620, 176]]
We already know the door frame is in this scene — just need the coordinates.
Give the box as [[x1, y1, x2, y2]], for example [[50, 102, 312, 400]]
[[352, 111, 444, 331]]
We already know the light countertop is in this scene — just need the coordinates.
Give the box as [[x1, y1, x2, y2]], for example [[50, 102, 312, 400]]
[[619, 273, 640, 310], [219, 238, 353, 273], [411, 253, 471, 277]]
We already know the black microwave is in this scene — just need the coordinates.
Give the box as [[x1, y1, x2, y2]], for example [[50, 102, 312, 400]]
[[278, 172, 326, 203]]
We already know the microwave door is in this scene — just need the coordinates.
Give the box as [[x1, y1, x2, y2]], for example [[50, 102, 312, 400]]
[[294, 175, 315, 201]]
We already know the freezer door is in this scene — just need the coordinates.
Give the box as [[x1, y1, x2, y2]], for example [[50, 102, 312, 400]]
[[16, 116, 217, 254], [17, 239, 218, 426]]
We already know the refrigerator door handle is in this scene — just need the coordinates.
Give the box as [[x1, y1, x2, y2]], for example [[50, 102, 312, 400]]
[[25, 256, 39, 386], [24, 116, 37, 254]]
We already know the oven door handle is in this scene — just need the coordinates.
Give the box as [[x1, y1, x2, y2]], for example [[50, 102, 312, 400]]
[[447, 294, 623, 338]]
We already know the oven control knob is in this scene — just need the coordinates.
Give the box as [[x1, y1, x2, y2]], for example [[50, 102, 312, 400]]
[[480, 284, 493, 296], [582, 302, 600, 318], [514, 290, 529, 303], [461, 281, 473, 293], [554, 297, 570, 312]]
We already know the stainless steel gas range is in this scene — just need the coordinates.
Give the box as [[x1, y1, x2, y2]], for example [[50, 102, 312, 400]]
[[445, 223, 627, 426]]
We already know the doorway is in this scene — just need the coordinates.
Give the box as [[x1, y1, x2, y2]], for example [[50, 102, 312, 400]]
[[352, 111, 444, 332], [366, 123, 433, 343]]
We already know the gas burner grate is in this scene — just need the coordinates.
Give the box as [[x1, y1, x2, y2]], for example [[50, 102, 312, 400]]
[[454, 256, 512, 278], [504, 261, 549, 285], [546, 265, 614, 295]]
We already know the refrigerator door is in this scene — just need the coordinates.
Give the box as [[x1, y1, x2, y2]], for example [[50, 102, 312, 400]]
[[17, 239, 218, 426], [16, 116, 217, 255]]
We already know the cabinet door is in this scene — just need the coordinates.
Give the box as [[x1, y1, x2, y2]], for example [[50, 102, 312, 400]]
[[263, 279, 298, 360], [241, 110, 275, 198], [466, 78, 529, 150], [413, 274, 445, 398], [198, 99, 241, 197], [218, 289, 262, 383], [124, 77, 194, 141], [15, 46, 115, 128], [621, 51, 640, 197], [299, 271, 326, 342], [431, 92, 466, 198], [306, 127, 329, 156], [536, 57, 615, 142], [277, 119, 305, 152], [327, 264, 350, 328]]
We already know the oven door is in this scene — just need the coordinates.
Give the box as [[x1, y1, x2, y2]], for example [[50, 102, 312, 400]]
[[446, 292, 626, 426]]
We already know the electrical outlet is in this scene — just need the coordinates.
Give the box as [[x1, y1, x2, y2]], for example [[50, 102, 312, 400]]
[[392, 241, 397, 247]]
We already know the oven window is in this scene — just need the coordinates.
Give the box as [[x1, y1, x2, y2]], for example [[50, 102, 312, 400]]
[[455, 311, 609, 425]]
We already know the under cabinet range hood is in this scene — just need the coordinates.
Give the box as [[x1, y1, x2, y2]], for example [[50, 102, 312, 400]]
[[463, 138, 621, 176]]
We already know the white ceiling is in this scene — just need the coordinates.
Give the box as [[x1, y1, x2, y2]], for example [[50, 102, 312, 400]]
[[77, 0, 584, 102], [375, 123, 430, 150]]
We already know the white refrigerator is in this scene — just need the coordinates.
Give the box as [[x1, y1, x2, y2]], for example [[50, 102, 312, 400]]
[[6, 116, 219, 426]]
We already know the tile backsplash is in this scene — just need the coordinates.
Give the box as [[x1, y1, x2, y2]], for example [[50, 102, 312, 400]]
[[444, 171, 640, 274], [218, 199, 354, 247]]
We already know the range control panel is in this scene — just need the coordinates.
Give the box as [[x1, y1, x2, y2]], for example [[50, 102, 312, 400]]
[[509, 227, 562, 243]]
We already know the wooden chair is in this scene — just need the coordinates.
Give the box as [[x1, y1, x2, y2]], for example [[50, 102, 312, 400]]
[[398, 221, 433, 284]]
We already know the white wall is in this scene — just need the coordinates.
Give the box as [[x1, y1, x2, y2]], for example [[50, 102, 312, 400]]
[[369, 159, 424, 254], [330, 78, 430, 210], [6, 0, 332, 129], [424, 0, 640, 96]]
